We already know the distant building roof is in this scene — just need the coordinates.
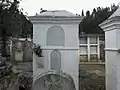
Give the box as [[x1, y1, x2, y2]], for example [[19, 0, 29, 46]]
[[109, 7, 120, 19], [37, 10, 76, 17]]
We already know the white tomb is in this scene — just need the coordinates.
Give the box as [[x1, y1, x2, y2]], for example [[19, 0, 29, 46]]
[[99, 7, 120, 90], [29, 10, 83, 90]]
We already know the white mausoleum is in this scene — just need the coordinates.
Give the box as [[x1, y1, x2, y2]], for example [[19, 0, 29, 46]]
[[100, 7, 120, 90], [29, 10, 83, 90]]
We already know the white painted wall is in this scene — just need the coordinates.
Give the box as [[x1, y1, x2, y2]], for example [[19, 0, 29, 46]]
[[104, 29, 120, 90], [99, 11, 120, 90], [105, 30, 117, 90], [33, 24, 79, 47], [32, 23, 80, 90]]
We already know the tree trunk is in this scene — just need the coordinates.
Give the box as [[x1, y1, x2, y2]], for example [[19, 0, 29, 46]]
[[1, 28, 7, 57]]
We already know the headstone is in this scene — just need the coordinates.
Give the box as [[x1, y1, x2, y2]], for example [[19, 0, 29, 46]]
[[33, 71, 76, 90]]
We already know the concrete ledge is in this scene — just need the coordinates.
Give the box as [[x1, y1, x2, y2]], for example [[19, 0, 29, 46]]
[[80, 62, 105, 65], [105, 48, 120, 52], [41, 46, 79, 50]]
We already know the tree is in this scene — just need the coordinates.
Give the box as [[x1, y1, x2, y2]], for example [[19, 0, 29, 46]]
[[79, 4, 119, 35], [92, 8, 96, 17], [93, 8, 96, 13], [0, 0, 20, 57], [0, 0, 33, 57], [0, 0, 33, 87], [86, 10, 90, 17], [82, 9, 84, 16], [111, 3, 119, 14], [97, 7, 102, 12], [19, 13, 33, 38]]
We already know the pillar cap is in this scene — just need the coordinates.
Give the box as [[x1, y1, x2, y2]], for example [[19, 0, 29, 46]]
[[99, 8, 120, 32], [109, 7, 120, 19]]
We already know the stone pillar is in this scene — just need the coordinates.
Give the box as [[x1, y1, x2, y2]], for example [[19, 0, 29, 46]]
[[99, 12, 120, 90]]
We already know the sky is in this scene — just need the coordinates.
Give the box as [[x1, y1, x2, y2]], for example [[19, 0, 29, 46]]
[[19, 0, 119, 16]]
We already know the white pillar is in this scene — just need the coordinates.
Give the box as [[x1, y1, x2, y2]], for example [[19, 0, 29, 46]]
[[87, 36, 90, 61], [97, 36, 100, 60], [99, 16, 120, 90]]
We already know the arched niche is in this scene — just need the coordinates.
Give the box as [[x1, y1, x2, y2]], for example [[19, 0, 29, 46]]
[[47, 25, 65, 46], [51, 50, 61, 70]]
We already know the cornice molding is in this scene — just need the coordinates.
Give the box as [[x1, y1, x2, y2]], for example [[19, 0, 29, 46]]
[[99, 16, 120, 31], [40, 46, 79, 50], [28, 16, 83, 24]]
